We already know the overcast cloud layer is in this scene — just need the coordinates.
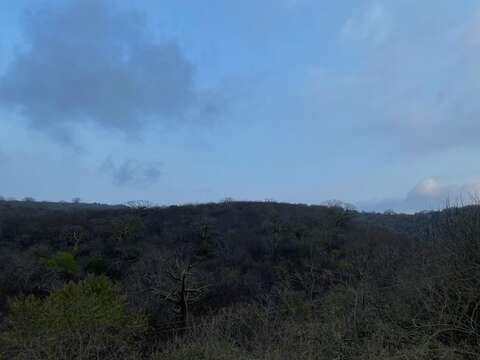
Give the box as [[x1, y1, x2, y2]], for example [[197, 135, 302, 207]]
[[340, 0, 480, 153], [1, 0, 480, 210]]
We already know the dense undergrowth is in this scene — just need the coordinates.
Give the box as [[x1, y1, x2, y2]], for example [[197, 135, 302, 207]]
[[0, 200, 479, 359]]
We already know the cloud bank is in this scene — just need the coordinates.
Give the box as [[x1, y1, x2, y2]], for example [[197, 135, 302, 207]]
[[359, 178, 480, 213], [0, 0, 213, 144]]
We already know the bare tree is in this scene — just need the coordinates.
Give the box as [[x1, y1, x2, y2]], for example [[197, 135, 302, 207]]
[[153, 256, 208, 331], [125, 200, 156, 209]]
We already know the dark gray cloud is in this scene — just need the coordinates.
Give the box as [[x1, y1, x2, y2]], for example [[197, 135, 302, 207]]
[[358, 178, 480, 213], [100, 156, 162, 187], [0, 0, 205, 143]]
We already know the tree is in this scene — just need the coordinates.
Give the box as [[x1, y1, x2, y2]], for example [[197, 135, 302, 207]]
[[45, 232, 81, 280], [0, 275, 147, 359], [154, 256, 208, 331], [194, 224, 217, 260], [125, 200, 156, 209]]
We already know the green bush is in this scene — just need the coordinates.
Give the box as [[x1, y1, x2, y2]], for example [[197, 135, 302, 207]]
[[46, 250, 78, 278], [0, 275, 147, 359], [85, 255, 112, 276]]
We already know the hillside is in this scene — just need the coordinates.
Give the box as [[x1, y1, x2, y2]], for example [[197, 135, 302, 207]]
[[1, 200, 480, 359]]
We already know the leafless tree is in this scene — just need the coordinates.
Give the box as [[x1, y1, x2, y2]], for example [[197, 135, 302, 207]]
[[125, 200, 156, 209], [159, 257, 208, 330]]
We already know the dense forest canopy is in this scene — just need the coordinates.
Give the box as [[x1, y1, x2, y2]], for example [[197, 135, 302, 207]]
[[1, 199, 479, 359]]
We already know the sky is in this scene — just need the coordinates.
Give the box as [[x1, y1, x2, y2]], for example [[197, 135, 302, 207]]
[[1, 0, 480, 213]]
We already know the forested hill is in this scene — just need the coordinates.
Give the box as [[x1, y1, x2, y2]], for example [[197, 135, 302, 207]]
[[0, 196, 437, 232], [0, 199, 402, 314], [0, 197, 438, 240], [1, 199, 480, 358]]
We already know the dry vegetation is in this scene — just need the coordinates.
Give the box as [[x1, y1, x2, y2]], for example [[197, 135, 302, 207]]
[[0, 200, 479, 359]]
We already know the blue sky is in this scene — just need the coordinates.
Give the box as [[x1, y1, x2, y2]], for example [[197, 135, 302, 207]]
[[1, 0, 480, 212]]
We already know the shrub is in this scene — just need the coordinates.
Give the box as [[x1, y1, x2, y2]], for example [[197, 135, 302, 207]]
[[156, 338, 250, 360], [0, 275, 147, 359], [46, 250, 78, 277], [85, 255, 112, 277]]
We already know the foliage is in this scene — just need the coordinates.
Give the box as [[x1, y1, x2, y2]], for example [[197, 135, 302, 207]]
[[156, 338, 250, 360], [85, 255, 112, 276], [0, 275, 147, 359], [46, 250, 78, 278], [2, 200, 480, 358]]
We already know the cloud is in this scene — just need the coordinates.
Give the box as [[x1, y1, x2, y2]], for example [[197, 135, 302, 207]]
[[0, 0, 218, 144], [341, 3, 392, 46], [337, 1, 480, 154], [358, 178, 480, 213], [404, 178, 454, 210], [100, 156, 162, 187]]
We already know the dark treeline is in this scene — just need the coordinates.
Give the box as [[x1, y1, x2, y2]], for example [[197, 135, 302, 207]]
[[0, 200, 479, 359]]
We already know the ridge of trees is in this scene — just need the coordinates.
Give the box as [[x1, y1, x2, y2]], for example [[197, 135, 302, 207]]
[[1, 200, 480, 358]]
